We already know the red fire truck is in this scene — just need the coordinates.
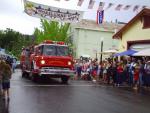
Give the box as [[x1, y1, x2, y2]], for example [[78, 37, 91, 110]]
[[20, 40, 75, 83]]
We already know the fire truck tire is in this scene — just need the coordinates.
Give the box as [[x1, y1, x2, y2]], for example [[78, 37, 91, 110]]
[[22, 72, 25, 78], [30, 73, 39, 82], [32, 75, 38, 82], [22, 72, 29, 78], [61, 76, 69, 84]]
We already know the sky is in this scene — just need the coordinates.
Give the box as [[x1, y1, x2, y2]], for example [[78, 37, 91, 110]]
[[0, 0, 150, 35]]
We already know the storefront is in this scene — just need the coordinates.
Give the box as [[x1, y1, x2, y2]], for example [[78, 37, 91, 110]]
[[127, 40, 150, 51], [113, 8, 150, 52]]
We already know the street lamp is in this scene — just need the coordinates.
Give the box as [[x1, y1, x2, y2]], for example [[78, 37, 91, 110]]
[[100, 37, 104, 64]]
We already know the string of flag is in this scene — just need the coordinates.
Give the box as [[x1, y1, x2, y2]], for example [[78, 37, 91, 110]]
[[30, 0, 149, 25], [54, 0, 149, 12], [82, 0, 148, 12]]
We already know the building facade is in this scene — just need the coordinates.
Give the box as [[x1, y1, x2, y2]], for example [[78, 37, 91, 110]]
[[70, 19, 123, 60], [113, 8, 150, 52]]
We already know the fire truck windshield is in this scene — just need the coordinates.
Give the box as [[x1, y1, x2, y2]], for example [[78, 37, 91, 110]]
[[43, 45, 69, 56]]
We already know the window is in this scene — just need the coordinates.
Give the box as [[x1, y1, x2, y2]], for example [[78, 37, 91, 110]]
[[43, 45, 56, 56], [43, 45, 69, 56], [35, 46, 43, 55], [57, 46, 69, 56], [143, 15, 150, 29]]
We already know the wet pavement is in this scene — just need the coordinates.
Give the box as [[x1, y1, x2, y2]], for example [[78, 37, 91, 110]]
[[0, 69, 150, 113]]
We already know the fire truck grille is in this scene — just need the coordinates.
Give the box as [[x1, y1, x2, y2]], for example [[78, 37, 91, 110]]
[[41, 67, 70, 70]]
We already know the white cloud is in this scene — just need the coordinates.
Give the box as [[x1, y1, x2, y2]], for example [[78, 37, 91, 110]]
[[0, 14, 40, 34]]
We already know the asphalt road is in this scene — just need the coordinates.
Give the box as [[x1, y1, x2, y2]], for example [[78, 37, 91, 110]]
[[0, 69, 150, 113]]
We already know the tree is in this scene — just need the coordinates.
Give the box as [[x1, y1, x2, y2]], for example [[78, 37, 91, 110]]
[[33, 19, 70, 43], [33, 19, 74, 55], [0, 28, 32, 59]]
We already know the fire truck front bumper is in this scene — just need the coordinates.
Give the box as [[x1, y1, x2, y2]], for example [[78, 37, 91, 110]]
[[39, 68, 75, 76]]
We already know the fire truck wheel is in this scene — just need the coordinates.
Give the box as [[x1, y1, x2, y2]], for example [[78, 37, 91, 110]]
[[30, 74, 39, 82], [61, 76, 69, 84], [22, 72, 29, 78], [22, 72, 25, 78]]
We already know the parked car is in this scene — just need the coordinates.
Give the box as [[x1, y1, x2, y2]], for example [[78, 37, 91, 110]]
[[15, 61, 21, 68]]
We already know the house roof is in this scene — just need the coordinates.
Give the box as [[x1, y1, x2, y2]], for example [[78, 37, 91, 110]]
[[72, 19, 124, 32], [113, 8, 150, 39]]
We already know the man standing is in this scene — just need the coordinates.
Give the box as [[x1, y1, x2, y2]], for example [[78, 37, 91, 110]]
[[144, 60, 150, 87], [0, 63, 2, 96], [128, 58, 136, 86], [1, 61, 12, 100], [0, 59, 5, 96]]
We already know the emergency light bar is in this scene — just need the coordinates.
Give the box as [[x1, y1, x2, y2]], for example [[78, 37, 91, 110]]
[[43, 40, 53, 44], [43, 40, 66, 45], [57, 41, 65, 45]]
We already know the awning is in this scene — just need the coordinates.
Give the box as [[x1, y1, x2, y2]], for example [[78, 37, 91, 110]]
[[113, 49, 137, 56], [81, 54, 90, 58], [103, 49, 118, 54], [132, 48, 150, 56]]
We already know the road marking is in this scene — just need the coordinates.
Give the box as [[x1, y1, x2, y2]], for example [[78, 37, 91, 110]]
[[11, 84, 100, 87], [11, 84, 134, 88], [11, 79, 31, 82]]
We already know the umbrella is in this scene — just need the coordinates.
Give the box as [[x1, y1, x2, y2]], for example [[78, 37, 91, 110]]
[[133, 48, 150, 56], [113, 49, 137, 56]]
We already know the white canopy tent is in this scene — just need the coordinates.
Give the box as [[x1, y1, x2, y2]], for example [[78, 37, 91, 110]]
[[103, 49, 118, 54], [81, 54, 90, 58], [133, 48, 150, 56]]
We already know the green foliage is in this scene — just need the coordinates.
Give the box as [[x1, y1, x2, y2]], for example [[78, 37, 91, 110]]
[[0, 20, 72, 59], [34, 19, 70, 44], [0, 28, 32, 59], [33, 19, 74, 55]]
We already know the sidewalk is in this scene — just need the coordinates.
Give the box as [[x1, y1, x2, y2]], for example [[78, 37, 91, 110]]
[[96, 79, 150, 93]]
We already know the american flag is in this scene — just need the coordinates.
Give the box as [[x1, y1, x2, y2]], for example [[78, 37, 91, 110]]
[[105, 3, 114, 10], [77, 0, 84, 6], [88, 0, 95, 9], [133, 5, 140, 12], [142, 5, 147, 9], [96, 10, 104, 24], [98, 2, 105, 10], [123, 5, 131, 10], [115, 4, 123, 11]]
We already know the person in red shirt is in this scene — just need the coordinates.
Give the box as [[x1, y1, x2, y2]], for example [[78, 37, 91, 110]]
[[116, 62, 124, 86], [133, 64, 140, 90]]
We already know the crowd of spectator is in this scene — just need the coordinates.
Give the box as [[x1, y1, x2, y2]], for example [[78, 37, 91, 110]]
[[74, 57, 150, 89], [0, 55, 17, 72]]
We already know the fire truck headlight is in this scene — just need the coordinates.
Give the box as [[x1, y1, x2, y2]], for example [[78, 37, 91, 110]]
[[41, 60, 45, 65], [68, 61, 72, 66]]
